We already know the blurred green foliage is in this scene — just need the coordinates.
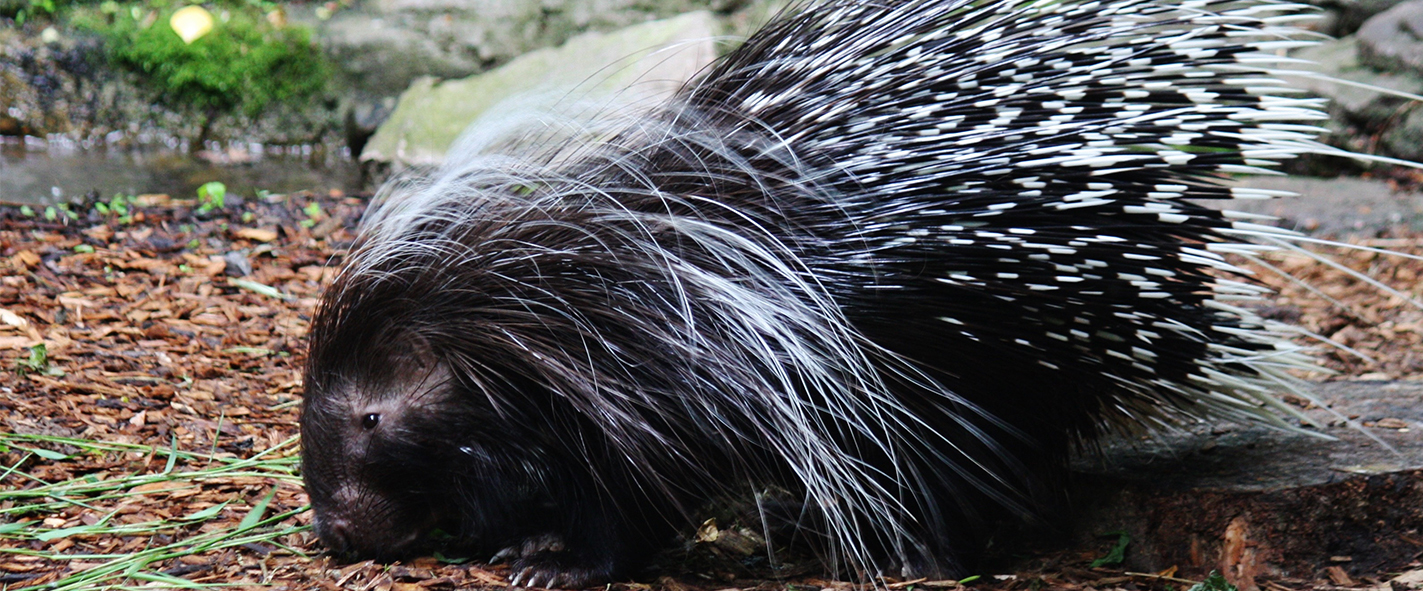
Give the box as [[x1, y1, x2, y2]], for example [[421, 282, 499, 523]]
[[34, 0, 333, 141], [4, 0, 279, 24], [100, 2, 329, 129], [2, 0, 65, 24]]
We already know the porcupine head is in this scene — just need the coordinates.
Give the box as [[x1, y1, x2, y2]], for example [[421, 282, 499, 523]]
[[297, 159, 716, 588]]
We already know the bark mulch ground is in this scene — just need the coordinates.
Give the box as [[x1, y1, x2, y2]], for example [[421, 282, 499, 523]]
[[1, 189, 1421, 591]]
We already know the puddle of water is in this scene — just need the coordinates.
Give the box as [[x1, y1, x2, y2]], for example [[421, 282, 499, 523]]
[[0, 138, 364, 206]]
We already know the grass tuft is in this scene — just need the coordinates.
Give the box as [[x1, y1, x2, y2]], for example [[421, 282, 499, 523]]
[[0, 432, 311, 590]]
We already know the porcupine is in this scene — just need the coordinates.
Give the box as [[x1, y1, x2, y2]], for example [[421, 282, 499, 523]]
[[299, 0, 1402, 586]]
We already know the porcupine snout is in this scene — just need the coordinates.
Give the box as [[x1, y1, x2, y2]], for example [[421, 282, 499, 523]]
[[300, 351, 461, 560], [307, 475, 434, 559]]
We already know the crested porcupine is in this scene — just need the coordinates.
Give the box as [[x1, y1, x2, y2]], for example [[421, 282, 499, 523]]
[[300, 0, 1412, 586]]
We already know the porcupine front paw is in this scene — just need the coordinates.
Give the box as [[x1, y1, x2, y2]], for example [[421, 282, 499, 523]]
[[493, 533, 616, 589]]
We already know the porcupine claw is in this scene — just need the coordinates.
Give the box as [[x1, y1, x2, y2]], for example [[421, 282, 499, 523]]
[[495, 533, 612, 589], [491, 533, 566, 564], [507, 556, 613, 589]]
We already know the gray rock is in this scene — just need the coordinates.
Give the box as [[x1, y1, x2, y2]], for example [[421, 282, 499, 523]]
[[1068, 381, 1423, 581], [1287, 37, 1423, 125], [1078, 381, 1423, 492], [1382, 106, 1423, 159], [318, 12, 494, 99], [344, 96, 398, 158], [1310, 0, 1412, 37], [1221, 176, 1423, 235], [1281, 37, 1423, 163], [1358, 0, 1423, 74], [0, 23, 343, 148], [362, 11, 719, 166], [315, 0, 736, 101]]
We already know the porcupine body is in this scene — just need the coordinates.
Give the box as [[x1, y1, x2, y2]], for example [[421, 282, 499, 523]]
[[301, 0, 1335, 586]]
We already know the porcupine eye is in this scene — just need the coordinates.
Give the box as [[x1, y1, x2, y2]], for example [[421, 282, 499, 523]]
[[361, 413, 380, 429]]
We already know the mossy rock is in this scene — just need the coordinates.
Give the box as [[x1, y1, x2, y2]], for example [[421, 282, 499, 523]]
[[362, 11, 719, 166]]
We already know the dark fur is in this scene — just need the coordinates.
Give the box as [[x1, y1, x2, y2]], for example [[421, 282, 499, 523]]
[[301, 108, 1044, 583], [303, 0, 1332, 585]]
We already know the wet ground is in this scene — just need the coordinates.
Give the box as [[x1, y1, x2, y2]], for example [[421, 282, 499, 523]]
[[0, 139, 362, 206]]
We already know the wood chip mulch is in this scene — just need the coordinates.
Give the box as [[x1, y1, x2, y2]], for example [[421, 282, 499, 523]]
[[0, 191, 357, 589], [1247, 237, 1423, 380], [0, 190, 1420, 591]]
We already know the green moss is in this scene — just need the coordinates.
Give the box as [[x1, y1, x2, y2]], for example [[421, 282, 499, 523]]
[[2, 0, 61, 24], [87, 1, 330, 142], [5, 0, 122, 25]]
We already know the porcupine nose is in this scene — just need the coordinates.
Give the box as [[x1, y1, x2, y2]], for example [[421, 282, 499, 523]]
[[317, 515, 355, 554]]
